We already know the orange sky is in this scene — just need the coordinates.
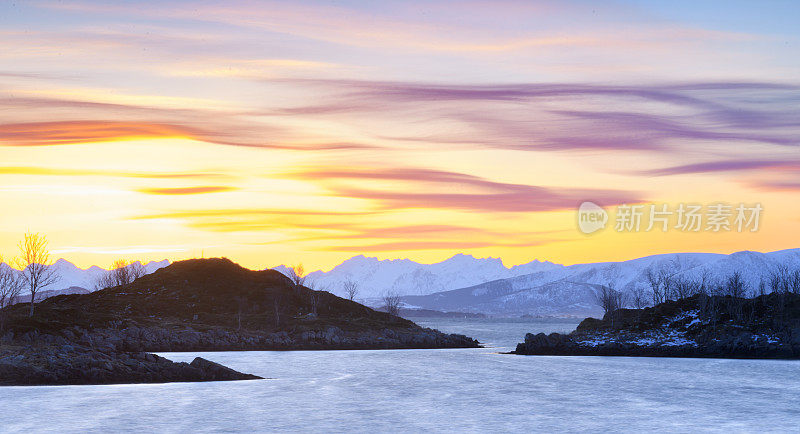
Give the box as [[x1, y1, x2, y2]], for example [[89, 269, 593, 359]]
[[1, 1, 799, 271]]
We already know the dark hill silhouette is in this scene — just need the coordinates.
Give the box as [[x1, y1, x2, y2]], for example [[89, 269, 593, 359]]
[[0, 258, 478, 385]]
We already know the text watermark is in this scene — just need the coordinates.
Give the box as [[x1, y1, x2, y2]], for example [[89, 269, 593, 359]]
[[578, 202, 762, 234]]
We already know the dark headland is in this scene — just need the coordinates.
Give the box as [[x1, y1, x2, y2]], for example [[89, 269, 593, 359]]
[[513, 293, 800, 359], [0, 258, 478, 386]]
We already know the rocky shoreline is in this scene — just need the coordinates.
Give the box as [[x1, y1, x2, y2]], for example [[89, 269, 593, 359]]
[[0, 325, 476, 386], [513, 330, 800, 359], [0, 343, 261, 386], [2, 322, 477, 354], [0, 319, 476, 386], [513, 293, 800, 359]]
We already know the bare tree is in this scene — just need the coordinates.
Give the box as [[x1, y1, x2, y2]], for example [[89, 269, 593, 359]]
[[770, 265, 790, 294], [15, 232, 60, 317], [758, 279, 767, 297], [309, 292, 321, 316], [697, 269, 712, 296], [95, 259, 147, 290], [305, 280, 326, 316], [234, 296, 247, 330], [645, 260, 683, 304], [288, 264, 306, 294], [645, 267, 666, 305], [128, 261, 147, 281], [672, 276, 701, 300], [594, 283, 626, 320], [0, 257, 22, 330], [342, 279, 359, 301], [629, 285, 649, 310], [723, 271, 749, 298], [382, 291, 402, 317], [790, 269, 800, 294]]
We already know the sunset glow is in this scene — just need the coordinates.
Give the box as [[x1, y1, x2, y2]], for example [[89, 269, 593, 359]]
[[1, 1, 799, 271]]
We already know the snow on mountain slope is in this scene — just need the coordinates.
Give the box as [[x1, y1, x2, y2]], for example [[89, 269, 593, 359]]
[[2, 259, 170, 294], [402, 249, 800, 316], [271, 254, 559, 299]]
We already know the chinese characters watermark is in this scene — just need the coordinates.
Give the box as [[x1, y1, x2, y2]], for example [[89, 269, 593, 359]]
[[577, 202, 762, 234]]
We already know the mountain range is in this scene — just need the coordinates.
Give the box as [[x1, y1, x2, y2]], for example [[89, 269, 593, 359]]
[[5, 248, 800, 317], [275, 249, 800, 317], [272, 254, 560, 299]]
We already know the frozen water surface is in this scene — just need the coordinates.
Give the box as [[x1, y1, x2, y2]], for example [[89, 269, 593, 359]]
[[2, 318, 799, 433]]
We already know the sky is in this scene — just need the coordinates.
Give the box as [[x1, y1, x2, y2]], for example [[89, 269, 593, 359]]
[[0, 0, 799, 271]]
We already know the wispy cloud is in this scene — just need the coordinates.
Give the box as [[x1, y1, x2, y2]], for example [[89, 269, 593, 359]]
[[319, 240, 538, 252], [644, 159, 800, 176], [0, 92, 294, 148], [137, 186, 237, 195], [268, 80, 800, 153], [132, 208, 379, 220], [0, 121, 198, 146], [285, 166, 642, 212], [0, 166, 232, 180]]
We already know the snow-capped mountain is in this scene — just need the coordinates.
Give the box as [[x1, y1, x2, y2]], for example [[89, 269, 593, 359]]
[[271, 254, 559, 299], [2, 259, 170, 295], [402, 249, 800, 316]]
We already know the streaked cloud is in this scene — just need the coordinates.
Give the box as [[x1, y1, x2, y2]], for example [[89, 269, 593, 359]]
[[137, 186, 237, 195], [0, 166, 232, 180], [272, 80, 800, 153], [644, 159, 800, 176], [0, 121, 197, 146], [0, 1, 798, 270], [285, 166, 642, 212], [319, 240, 544, 252]]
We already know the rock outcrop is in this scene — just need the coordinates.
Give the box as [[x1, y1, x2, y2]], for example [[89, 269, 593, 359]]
[[0, 343, 260, 386], [514, 293, 800, 359]]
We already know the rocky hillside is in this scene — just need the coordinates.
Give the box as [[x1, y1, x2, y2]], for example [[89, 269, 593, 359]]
[[0, 258, 478, 385], [2, 258, 478, 351], [514, 293, 800, 359]]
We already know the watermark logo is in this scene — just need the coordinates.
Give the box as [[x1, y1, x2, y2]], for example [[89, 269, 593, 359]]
[[577, 201, 608, 234], [577, 201, 763, 234]]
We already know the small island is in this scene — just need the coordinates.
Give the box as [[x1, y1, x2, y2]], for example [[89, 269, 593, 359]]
[[514, 292, 800, 359], [0, 258, 479, 386]]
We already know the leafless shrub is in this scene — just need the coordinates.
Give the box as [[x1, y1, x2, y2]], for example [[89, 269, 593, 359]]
[[342, 279, 359, 301], [234, 296, 247, 330], [594, 283, 626, 315], [770, 265, 791, 294], [790, 270, 800, 294], [309, 292, 321, 315], [0, 257, 22, 330], [95, 259, 147, 290], [304, 279, 326, 315], [758, 279, 768, 297], [382, 291, 402, 317], [672, 276, 701, 300], [723, 271, 749, 298], [629, 285, 649, 310]]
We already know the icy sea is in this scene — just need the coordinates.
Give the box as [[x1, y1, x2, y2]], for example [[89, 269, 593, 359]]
[[4, 318, 800, 433]]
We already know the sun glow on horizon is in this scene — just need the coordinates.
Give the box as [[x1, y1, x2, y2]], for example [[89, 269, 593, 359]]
[[1, 1, 799, 271]]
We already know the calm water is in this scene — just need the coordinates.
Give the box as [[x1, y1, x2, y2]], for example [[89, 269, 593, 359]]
[[3, 318, 800, 433]]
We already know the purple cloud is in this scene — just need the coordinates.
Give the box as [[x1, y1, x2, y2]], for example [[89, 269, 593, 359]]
[[269, 79, 800, 154], [286, 167, 642, 213], [644, 159, 800, 176]]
